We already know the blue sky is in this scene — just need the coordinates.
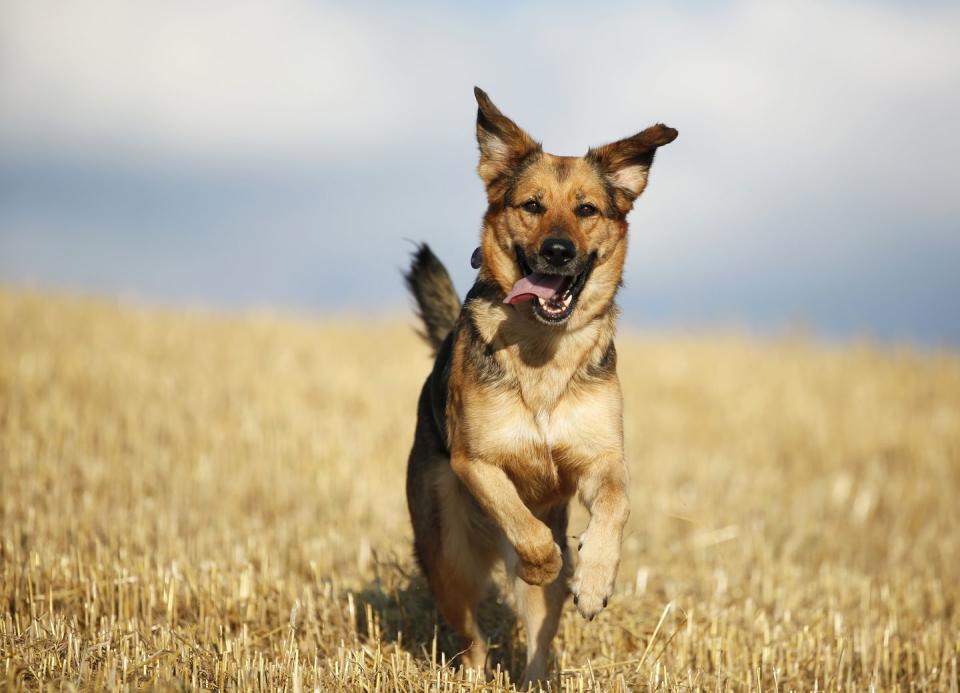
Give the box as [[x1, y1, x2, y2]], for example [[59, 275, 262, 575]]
[[1, 1, 959, 344]]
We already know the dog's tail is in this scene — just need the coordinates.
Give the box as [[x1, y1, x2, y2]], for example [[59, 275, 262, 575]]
[[404, 243, 461, 353]]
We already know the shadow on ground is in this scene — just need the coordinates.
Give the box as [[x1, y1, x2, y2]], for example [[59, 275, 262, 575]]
[[352, 558, 524, 680]]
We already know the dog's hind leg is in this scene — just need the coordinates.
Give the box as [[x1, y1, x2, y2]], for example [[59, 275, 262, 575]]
[[409, 374, 497, 673], [509, 504, 571, 688], [427, 554, 491, 671], [434, 466, 500, 671], [416, 463, 499, 673]]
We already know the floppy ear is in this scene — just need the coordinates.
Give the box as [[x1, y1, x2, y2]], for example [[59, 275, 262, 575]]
[[587, 124, 678, 212], [474, 86, 540, 192]]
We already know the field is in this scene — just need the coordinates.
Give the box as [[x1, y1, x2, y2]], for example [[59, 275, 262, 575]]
[[1, 289, 959, 691]]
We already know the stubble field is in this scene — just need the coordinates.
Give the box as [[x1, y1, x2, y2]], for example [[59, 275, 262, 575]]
[[1, 289, 959, 691]]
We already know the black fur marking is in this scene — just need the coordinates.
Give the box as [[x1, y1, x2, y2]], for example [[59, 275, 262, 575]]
[[463, 278, 507, 384], [477, 107, 505, 140], [586, 340, 617, 380], [465, 278, 502, 304], [465, 315, 504, 384], [501, 148, 542, 205], [584, 156, 626, 220], [407, 374, 449, 575], [478, 101, 543, 197], [404, 243, 462, 352], [428, 330, 455, 452], [602, 179, 625, 219], [627, 148, 657, 169], [415, 277, 504, 456]]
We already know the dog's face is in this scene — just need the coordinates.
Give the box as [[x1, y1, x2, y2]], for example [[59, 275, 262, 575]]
[[474, 87, 676, 329]]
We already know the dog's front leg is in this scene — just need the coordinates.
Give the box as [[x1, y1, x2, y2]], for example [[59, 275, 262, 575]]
[[571, 454, 630, 619], [450, 451, 563, 585]]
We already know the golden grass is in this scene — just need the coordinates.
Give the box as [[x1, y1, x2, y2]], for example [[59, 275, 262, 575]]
[[1, 289, 959, 691]]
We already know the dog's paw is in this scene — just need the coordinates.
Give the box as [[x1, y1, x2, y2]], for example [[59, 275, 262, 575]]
[[570, 532, 619, 620], [516, 534, 563, 586]]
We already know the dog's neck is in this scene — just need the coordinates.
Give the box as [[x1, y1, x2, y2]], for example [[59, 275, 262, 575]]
[[463, 280, 618, 413]]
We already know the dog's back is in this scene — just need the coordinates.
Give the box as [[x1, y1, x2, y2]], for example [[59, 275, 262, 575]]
[[404, 244, 508, 673], [403, 243, 461, 574]]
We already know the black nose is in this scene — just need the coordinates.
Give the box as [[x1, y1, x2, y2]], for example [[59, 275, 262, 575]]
[[539, 237, 575, 267]]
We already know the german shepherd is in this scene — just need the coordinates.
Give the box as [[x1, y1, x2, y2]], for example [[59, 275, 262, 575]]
[[404, 87, 676, 686]]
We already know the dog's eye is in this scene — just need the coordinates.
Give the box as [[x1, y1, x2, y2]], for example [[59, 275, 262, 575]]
[[575, 203, 598, 218], [521, 199, 544, 214]]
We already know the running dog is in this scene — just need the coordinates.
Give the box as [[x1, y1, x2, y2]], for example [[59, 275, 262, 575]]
[[404, 87, 676, 686]]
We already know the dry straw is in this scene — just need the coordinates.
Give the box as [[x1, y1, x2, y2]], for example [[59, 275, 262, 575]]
[[1, 291, 958, 691]]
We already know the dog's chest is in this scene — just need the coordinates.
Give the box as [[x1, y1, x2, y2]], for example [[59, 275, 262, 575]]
[[469, 387, 604, 508], [462, 308, 622, 505]]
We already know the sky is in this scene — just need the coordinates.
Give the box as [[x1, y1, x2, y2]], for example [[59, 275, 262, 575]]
[[1, 0, 959, 345]]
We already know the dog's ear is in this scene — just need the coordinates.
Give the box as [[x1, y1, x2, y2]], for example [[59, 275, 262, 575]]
[[587, 124, 677, 212], [474, 87, 539, 192]]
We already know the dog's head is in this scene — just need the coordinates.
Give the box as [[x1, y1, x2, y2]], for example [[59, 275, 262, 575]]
[[474, 87, 676, 328]]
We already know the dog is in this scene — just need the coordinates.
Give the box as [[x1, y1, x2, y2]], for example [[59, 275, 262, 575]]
[[404, 87, 676, 686]]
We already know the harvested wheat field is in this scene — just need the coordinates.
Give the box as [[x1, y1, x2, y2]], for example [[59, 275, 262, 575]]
[[1, 289, 959, 692]]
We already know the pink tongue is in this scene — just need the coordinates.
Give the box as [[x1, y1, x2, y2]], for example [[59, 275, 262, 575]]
[[504, 273, 565, 305]]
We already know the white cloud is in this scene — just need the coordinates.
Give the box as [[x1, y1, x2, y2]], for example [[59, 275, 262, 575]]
[[1, 0, 959, 340], [0, 1, 388, 157], [2, 0, 957, 167]]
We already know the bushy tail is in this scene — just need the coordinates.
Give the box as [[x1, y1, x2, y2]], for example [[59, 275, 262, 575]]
[[404, 243, 461, 353]]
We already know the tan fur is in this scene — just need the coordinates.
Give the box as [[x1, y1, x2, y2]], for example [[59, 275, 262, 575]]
[[405, 87, 676, 686]]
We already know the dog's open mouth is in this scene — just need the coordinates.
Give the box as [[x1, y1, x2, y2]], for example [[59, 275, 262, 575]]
[[503, 246, 596, 324]]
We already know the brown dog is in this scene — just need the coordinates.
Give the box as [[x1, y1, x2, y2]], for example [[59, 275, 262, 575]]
[[404, 87, 676, 686]]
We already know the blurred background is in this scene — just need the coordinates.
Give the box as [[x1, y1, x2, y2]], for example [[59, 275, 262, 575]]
[[1, 0, 958, 345]]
